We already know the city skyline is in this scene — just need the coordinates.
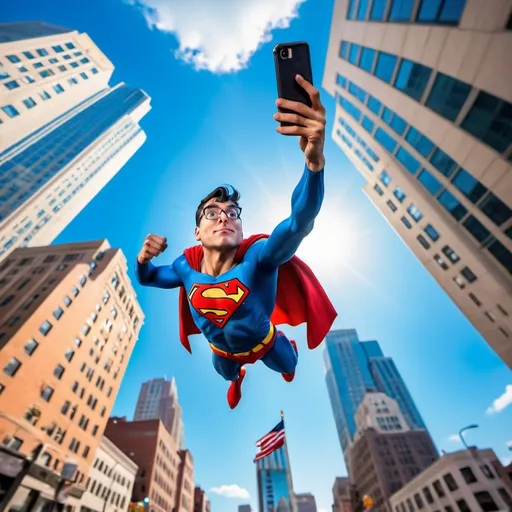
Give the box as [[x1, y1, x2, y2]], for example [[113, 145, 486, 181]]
[[1, 1, 511, 512]]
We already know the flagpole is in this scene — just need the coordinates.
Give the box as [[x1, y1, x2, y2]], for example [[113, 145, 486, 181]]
[[281, 411, 298, 512]]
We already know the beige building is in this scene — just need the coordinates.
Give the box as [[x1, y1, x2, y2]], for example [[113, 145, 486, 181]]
[[0, 239, 143, 510], [332, 477, 353, 512], [0, 22, 151, 262], [322, 0, 512, 368], [390, 448, 512, 512], [81, 436, 138, 512]]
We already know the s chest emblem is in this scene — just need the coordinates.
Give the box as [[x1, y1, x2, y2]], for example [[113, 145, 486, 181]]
[[188, 278, 250, 327]]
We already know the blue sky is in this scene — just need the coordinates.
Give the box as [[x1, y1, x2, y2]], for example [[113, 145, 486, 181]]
[[2, 1, 512, 511]]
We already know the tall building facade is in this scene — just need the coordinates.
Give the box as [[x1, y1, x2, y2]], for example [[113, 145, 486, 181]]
[[0, 240, 143, 510], [194, 487, 210, 512], [295, 493, 317, 512], [134, 377, 184, 448], [256, 445, 297, 512], [324, 329, 427, 466], [332, 477, 353, 512], [0, 22, 150, 262], [322, 0, 512, 369], [105, 417, 195, 512]]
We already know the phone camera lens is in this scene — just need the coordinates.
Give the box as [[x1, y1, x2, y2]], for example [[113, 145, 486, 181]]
[[280, 48, 288, 59]]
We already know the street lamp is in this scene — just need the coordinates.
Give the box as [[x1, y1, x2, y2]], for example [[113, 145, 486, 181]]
[[459, 424, 479, 450]]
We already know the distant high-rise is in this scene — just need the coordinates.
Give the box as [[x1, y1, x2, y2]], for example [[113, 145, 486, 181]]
[[322, 1, 512, 368], [324, 329, 428, 467], [134, 377, 184, 448], [295, 493, 317, 512], [238, 505, 252, 512], [0, 22, 150, 262]]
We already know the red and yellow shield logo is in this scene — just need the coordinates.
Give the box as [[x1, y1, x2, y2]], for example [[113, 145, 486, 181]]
[[188, 278, 250, 327]]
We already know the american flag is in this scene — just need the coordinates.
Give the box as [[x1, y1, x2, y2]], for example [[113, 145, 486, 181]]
[[253, 419, 286, 462]]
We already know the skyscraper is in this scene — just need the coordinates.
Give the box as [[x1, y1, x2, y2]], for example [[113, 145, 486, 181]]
[[295, 493, 317, 512], [134, 377, 184, 448], [0, 240, 143, 509], [0, 22, 150, 262], [324, 329, 428, 467], [322, 0, 512, 369]]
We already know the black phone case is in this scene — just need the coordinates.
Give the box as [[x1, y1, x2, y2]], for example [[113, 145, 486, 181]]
[[273, 41, 313, 129]]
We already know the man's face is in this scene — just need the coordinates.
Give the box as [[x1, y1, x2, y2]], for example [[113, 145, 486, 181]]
[[194, 198, 243, 249]]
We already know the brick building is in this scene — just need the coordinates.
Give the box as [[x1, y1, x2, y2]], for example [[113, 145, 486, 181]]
[[105, 418, 194, 512], [193, 486, 210, 512], [0, 240, 143, 510]]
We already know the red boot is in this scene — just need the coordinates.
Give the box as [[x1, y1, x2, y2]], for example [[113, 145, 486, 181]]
[[227, 366, 247, 409], [282, 339, 298, 383]]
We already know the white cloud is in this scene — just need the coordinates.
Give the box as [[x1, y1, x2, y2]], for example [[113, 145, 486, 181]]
[[448, 434, 461, 443], [128, 0, 307, 73], [319, 508, 329, 512], [209, 484, 250, 499], [486, 384, 512, 415]]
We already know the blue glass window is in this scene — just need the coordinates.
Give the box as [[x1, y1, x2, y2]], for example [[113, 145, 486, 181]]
[[6, 55, 20, 63], [367, 147, 379, 162], [39, 91, 51, 101], [80, 57, 90, 64], [370, 0, 388, 20], [80, 72, 89, 80], [488, 240, 512, 274], [463, 215, 491, 244], [1, 105, 20, 118], [52, 45, 64, 53], [49, 58, 58, 64], [360, 48, 376, 73], [362, 116, 375, 133], [380, 171, 391, 187], [336, 74, 348, 88], [23, 98, 37, 109], [70, 62, 79, 69], [65, 42, 76, 49], [375, 52, 398, 83], [4, 80, 19, 90], [408, 204, 423, 222], [390, 112, 407, 135], [479, 194, 512, 226], [53, 84, 64, 94], [368, 96, 382, 115], [425, 73, 471, 122], [430, 148, 457, 177], [39, 70, 55, 78], [23, 51, 35, 59], [416, 0, 443, 22], [418, 169, 443, 196], [58, 65, 67, 72], [349, 44, 361, 65], [338, 96, 361, 122], [357, 0, 370, 19], [461, 91, 512, 153], [347, 0, 358, 19], [375, 128, 398, 153], [36, 48, 49, 57], [349, 82, 367, 103], [425, 224, 440, 241], [389, 0, 415, 21], [396, 147, 421, 174], [394, 60, 432, 101], [451, 169, 486, 203], [439, 0, 467, 23], [339, 42, 349, 60], [438, 190, 467, 220], [382, 107, 393, 124], [405, 127, 435, 158], [394, 188, 406, 202], [91, 68, 98, 75], [33, 62, 43, 69]]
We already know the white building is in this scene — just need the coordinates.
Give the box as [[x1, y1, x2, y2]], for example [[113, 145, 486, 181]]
[[389, 448, 512, 512], [81, 436, 138, 512], [0, 21, 151, 262], [354, 392, 409, 441], [322, 0, 512, 369]]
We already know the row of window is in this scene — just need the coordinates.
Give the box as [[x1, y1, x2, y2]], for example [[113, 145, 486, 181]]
[[93, 457, 132, 489], [4, 42, 77, 64], [335, 80, 512, 276], [338, 40, 512, 157], [347, 0, 467, 25], [85, 476, 128, 510]]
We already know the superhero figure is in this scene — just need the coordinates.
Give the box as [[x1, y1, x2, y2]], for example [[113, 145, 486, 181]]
[[135, 75, 337, 409]]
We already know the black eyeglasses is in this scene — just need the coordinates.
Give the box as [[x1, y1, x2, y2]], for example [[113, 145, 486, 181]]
[[200, 205, 242, 222]]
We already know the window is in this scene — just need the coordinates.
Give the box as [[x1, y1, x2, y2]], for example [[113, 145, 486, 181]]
[[407, 204, 423, 222], [362, 116, 375, 133], [389, 0, 415, 21], [82, 325, 91, 336], [4, 437, 23, 451], [357, 0, 370, 19], [37, 48, 49, 56], [368, 96, 382, 115], [65, 42, 76, 49], [375, 128, 398, 153], [417, 0, 467, 25], [336, 73, 347, 88], [394, 187, 406, 202], [53, 84, 64, 94], [461, 90, 512, 153], [387, 200, 397, 212], [52, 45, 64, 53], [460, 466, 477, 484], [64, 296, 72, 307], [39, 320, 52, 336], [1, 105, 20, 118], [432, 479, 445, 498], [417, 234, 431, 249], [349, 43, 360, 65], [72, 286, 79, 297], [80, 71, 89, 80], [380, 170, 392, 187], [6, 55, 21, 63], [74, 337, 82, 347], [40, 385, 54, 402], [395, 60, 432, 101], [91, 67, 98, 74], [79, 275, 87, 287], [24, 338, 39, 356], [414, 493, 424, 509], [370, 0, 387, 20], [360, 48, 376, 72], [418, 169, 443, 196], [39, 70, 55, 78], [469, 292, 481, 306], [374, 184, 384, 196], [442, 245, 460, 263], [497, 488, 512, 508], [461, 266, 477, 283], [401, 216, 412, 229], [463, 215, 491, 244], [426, 73, 472, 122], [434, 254, 449, 270], [375, 51, 398, 83], [64, 348, 75, 362], [39, 90, 51, 101], [438, 190, 468, 221], [4, 80, 20, 90], [3, 358, 21, 377], [443, 472, 458, 491], [54, 364, 65, 379], [487, 239, 512, 274], [456, 499, 471, 512], [430, 148, 457, 177], [53, 307, 64, 320], [422, 487, 434, 505], [479, 193, 512, 226], [452, 169, 487, 203], [396, 147, 421, 174]]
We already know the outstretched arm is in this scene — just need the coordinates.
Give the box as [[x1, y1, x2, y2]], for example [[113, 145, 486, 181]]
[[258, 74, 327, 268], [258, 164, 324, 268], [134, 233, 182, 289]]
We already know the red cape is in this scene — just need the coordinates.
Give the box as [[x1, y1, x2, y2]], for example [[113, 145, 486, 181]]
[[178, 234, 337, 353]]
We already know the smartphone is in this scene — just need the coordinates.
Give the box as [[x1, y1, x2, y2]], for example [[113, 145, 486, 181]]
[[273, 41, 314, 129]]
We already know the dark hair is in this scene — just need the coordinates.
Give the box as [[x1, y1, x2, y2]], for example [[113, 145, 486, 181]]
[[195, 185, 241, 226]]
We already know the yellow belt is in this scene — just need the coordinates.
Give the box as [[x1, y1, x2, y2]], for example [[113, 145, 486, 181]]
[[209, 324, 275, 357]]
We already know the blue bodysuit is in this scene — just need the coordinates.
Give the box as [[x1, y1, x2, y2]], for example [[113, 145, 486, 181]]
[[135, 165, 324, 382]]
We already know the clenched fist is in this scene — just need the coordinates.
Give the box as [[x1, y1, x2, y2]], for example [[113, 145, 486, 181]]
[[137, 234, 168, 264]]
